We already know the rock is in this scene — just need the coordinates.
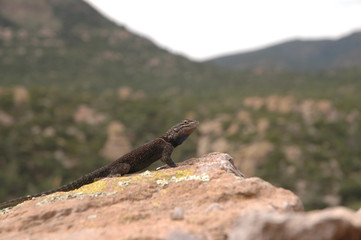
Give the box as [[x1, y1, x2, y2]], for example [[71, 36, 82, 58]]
[[170, 207, 184, 221], [256, 118, 270, 136], [0, 153, 302, 239], [235, 141, 274, 176], [117, 86, 132, 100], [43, 126, 56, 137], [243, 95, 296, 114], [206, 203, 224, 213], [117, 86, 146, 100], [0, 111, 14, 126], [243, 96, 265, 110], [229, 207, 361, 240], [73, 104, 106, 125], [13, 86, 29, 105], [100, 121, 132, 160], [197, 115, 235, 156], [165, 231, 203, 240]]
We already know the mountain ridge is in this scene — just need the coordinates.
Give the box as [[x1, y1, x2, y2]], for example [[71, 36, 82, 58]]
[[0, 0, 233, 92], [206, 31, 361, 71]]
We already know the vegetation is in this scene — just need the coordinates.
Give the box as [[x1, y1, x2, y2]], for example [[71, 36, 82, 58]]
[[1, 69, 361, 210]]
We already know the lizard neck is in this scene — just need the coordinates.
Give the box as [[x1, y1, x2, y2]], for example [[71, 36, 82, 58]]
[[160, 136, 179, 147]]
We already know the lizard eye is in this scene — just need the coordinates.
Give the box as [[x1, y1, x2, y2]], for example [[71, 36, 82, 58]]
[[183, 120, 189, 124]]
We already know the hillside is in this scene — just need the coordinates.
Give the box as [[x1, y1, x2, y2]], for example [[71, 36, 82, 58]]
[[206, 31, 361, 71], [0, 0, 232, 92], [1, 69, 361, 210]]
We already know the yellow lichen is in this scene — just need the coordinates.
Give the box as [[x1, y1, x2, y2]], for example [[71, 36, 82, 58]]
[[76, 179, 108, 194], [156, 173, 210, 187], [152, 201, 161, 207], [116, 168, 197, 187], [42, 168, 201, 202]]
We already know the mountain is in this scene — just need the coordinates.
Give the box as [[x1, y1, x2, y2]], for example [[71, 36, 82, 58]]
[[0, 0, 231, 92], [206, 31, 361, 71]]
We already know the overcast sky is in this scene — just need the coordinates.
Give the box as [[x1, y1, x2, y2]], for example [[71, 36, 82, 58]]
[[84, 0, 361, 61]]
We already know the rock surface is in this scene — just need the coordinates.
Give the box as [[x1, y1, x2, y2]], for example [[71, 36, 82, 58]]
[[1, 153, 360, 239], [0, 152, 303, 239], [230, 207, 361, 240]]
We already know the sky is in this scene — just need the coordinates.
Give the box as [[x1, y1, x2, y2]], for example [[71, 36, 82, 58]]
[[84, 0, 361, 61]]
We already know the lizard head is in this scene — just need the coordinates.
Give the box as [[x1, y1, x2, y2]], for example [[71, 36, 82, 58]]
[[163, 119, 199, 147]]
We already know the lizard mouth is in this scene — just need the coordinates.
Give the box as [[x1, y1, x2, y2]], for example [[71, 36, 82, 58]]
[[183, 120, 199, 134]]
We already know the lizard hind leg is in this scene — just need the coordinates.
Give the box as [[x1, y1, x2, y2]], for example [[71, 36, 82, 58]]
[[108, 163, 131, 177]]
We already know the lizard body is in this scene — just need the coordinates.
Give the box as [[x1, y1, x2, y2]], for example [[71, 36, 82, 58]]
[[0, 119, 199, 208]]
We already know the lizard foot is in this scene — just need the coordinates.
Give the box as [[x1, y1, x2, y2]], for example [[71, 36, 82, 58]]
[[156, 164, 169, 170], [108, 174, 123, 178], [156, 164, 178, 171]]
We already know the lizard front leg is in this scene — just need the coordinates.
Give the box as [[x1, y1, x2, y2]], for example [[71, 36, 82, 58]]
[[160, 143, 177, 168]]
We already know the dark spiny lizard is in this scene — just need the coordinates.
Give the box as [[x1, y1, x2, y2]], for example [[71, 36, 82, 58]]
[[0, 119, 199, 208]]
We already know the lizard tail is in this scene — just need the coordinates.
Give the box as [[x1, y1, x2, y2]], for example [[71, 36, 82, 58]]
[[0, 167, 111, 209], [0, 195, 33, 208], [0, 185, 69, 209]]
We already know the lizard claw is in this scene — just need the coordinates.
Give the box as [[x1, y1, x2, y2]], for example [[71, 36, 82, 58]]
[[156, 165, 168, 171], [156, 163, 178, 171]]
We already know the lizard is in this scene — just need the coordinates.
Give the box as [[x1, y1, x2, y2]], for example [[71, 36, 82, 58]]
[[0, 119, 199, 208]]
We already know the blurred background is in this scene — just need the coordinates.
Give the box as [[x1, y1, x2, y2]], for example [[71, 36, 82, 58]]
[[0, 0, 360, 210]]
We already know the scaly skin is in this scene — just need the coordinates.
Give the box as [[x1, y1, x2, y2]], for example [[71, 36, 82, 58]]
[[0, 119, 199, 208]]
